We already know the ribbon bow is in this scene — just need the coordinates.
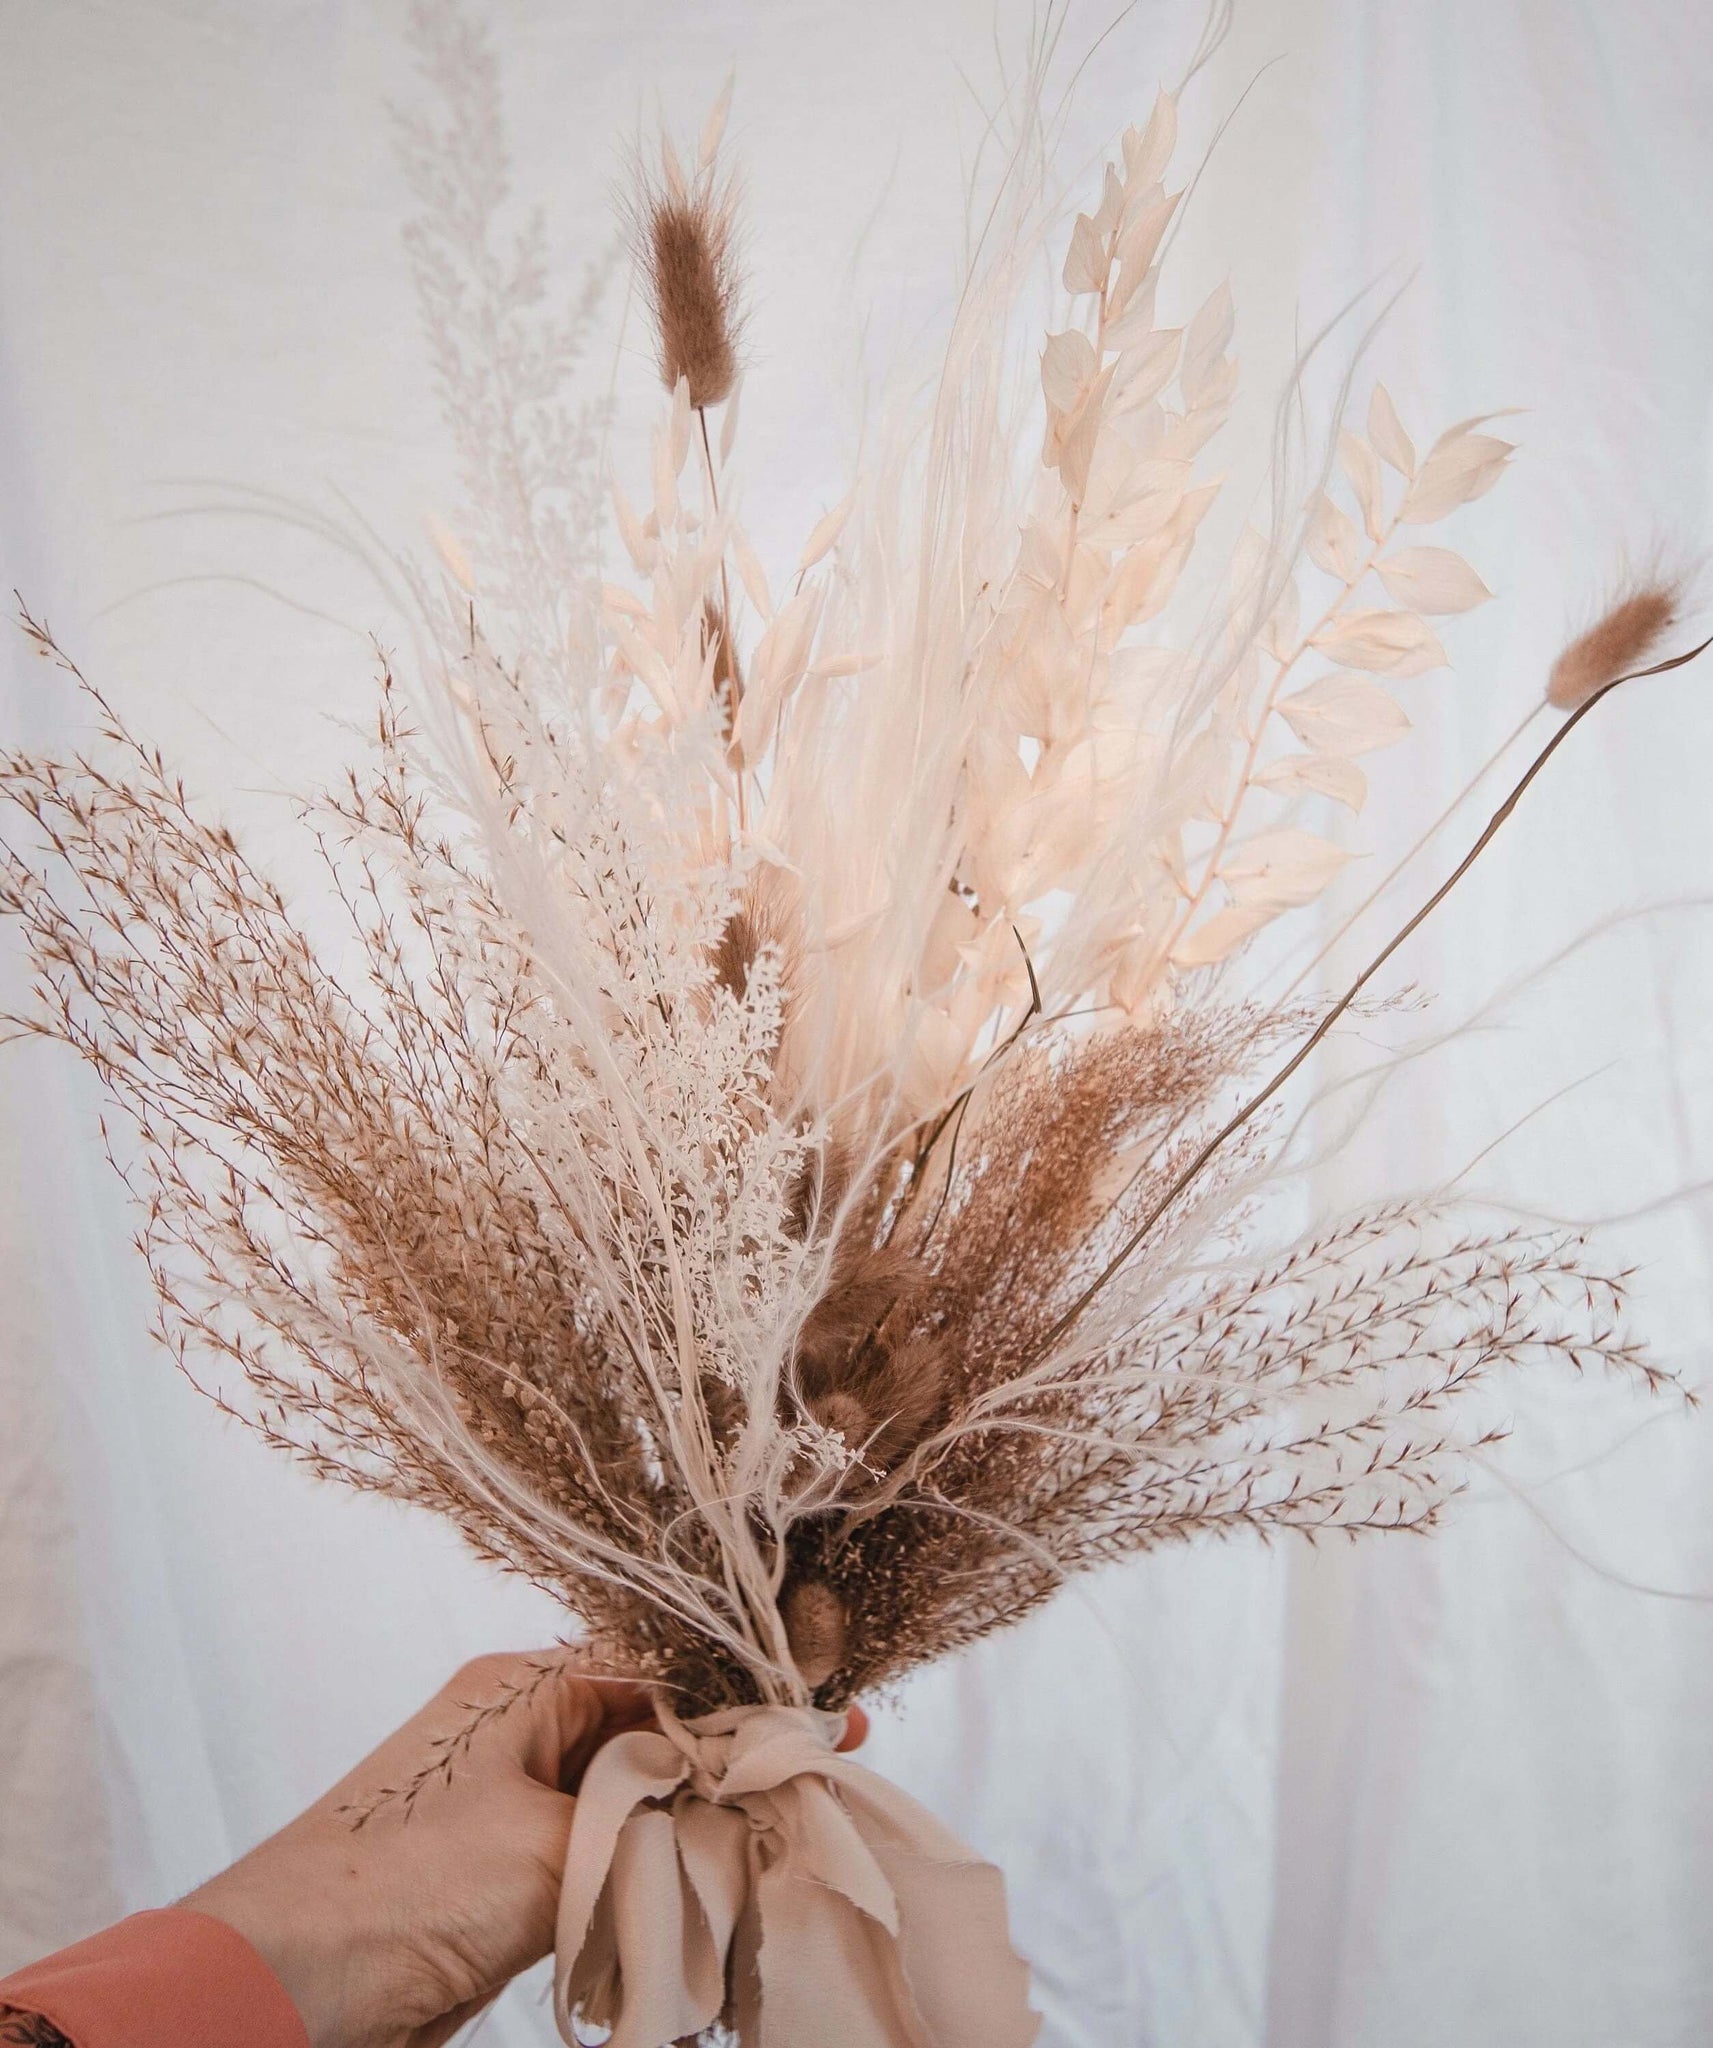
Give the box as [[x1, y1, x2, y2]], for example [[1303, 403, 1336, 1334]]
[[554, 1701, 1040, 2048]]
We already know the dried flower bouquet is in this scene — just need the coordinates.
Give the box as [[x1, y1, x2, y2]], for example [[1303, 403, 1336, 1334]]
[[1, 7, 1701, 2044]]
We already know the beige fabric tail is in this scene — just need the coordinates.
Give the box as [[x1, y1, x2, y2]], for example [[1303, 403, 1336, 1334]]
[[554, 1702, 1040, 2048]]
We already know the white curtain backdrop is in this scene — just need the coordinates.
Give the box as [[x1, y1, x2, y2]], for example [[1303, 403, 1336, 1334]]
[[3, 3, 1713, 2043]]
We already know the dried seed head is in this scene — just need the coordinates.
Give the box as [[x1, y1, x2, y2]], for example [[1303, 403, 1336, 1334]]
[[701, 597, 743, 744], [782, 1137, 849, 1243], [792, 1247, 948, 1469], [855, 1335, 947, 1467], [637, 174, 741, 409], [811, 1391, 871, 1444], [1547, 578, 1682, 711], [795, 1245, 928, 1379], [711, 903, 760, 1001], [783, 1580, 846, 1689]]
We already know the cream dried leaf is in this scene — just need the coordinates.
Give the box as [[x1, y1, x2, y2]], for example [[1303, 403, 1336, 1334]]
[[1376, 545, 1493, 614], [1042, 329, 1098, 414], [798, 492, 854, 573], [1255, 751, 1369, 811], [611, 478, 657, 575], [1278, 673, 1411, 754], [1181, 282, 1235, 407], [1187, 354, 1239, 418], [1111, 328, 1181, 412], [731, 528, 773, 618], [1099, 535, 1177, 632], [698, 76, 734, 170], [1123, 91, 1177, 186], [1063, 213, 1109, 294], [808, 649, 882, 680], [1367, 385, 1417, 476], [651, 422, 680, 531], [1170, 901, 1273, 968], [1112, 192, 1177, 307], [1094, 164, 1125, 237], [1220, 827, 1351, 910], [1400, 432, 1513, 523], [1311, 608, 1447, 676], [1055, 386, 1111, 500], [1103, 287, 1169, 352], [1307, 492, 1364, 584], [737, 586, 822, 752], [1337, 430, 1387, 543]]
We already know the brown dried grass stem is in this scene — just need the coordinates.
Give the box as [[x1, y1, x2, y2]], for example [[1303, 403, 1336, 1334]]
[[1036, 632, 1713, 1363]]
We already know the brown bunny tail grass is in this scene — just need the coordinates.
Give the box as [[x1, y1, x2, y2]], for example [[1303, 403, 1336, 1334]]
[[782, 1580, 847, 1689], [638, 173, 741, 408], [1547, 577, 1682, 710]]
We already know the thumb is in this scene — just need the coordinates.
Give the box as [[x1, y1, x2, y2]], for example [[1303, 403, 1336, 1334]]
[[476, 1652, 655, 1794]]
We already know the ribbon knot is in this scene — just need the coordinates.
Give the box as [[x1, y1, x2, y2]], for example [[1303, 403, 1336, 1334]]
[[654, 1708, 748, 1807], [554, 1701, 1039, 2048]]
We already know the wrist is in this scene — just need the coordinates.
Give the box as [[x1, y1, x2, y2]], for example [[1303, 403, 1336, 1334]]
[[181, 1866, 387, 2048]]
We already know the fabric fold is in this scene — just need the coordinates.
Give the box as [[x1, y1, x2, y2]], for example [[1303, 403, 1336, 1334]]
[[555, 1703, 1039, 2048]]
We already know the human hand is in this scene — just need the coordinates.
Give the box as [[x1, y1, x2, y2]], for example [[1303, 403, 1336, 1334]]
[[182, 1653, 867, 2048]]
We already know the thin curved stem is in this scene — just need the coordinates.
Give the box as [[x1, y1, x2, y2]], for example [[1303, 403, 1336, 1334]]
[[1028, 632, 1713, 1364]]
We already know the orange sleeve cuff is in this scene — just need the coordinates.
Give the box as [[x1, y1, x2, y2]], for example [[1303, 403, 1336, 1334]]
[[0, 1908, 309, 2048]]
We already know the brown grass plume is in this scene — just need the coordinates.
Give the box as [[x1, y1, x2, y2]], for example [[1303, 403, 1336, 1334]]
[[1547, 577, 1682, 710], [637, 170, 740, 408]]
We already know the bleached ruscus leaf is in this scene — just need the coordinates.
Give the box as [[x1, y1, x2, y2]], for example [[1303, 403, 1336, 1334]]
[[1400, 430, 1513, 523], [1367, 384, 1417, 476], [1279, 674, 1412, 754], [1220, 827, 1351, 910], [1377, 546, 1493, 614], [1311, 608, 1448, 676]]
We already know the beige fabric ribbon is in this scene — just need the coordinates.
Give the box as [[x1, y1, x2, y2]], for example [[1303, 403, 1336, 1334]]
[[554, 1701, 1041, 2048]]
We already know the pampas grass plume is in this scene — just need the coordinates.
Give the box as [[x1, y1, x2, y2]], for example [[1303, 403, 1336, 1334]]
[[1547, 577, 1682, 710]]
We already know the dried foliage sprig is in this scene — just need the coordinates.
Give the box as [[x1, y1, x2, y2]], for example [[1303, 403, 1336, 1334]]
[[0, 2, 1696, 1735]]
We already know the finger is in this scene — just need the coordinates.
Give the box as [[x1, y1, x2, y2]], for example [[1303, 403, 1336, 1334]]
[[554, 1675, 657, 1794], [423, 1652, 598, 1792], [837, 1703, 869, 1752]]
